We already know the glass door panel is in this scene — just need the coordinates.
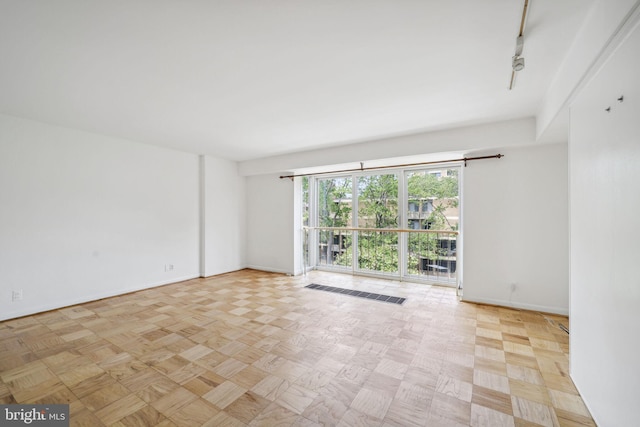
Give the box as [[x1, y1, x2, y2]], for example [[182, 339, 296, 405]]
[[405, 168, 459, 283], [356, 174, 398, 274], [317, 176, 352, 268]]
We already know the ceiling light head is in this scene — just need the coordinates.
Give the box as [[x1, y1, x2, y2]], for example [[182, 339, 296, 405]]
[[512, 56, 525, 72], [515, 35, 524, 57]]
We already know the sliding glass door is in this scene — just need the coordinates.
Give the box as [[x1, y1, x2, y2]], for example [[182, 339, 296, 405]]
[[404, 169, 459, 283], [317, 176, 352, 268], [356, 174, 399, 275], [308, 166, 460, 285]]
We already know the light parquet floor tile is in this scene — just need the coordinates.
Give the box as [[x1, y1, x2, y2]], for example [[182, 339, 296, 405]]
[[0, 269, 595, 426]]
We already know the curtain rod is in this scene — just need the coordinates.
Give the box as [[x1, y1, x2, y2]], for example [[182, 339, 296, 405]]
[[279, 153, 504, 179]]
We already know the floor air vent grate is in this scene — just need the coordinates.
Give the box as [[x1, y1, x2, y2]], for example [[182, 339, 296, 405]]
[[304, 284, 406, 305]]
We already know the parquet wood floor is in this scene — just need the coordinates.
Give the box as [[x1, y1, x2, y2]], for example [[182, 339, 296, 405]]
[[0, 269, 595, 426]]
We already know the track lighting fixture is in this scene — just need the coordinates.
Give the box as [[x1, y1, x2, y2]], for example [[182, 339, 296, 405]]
[[513, 35, 525, 71], [512, 56, 525, 71], [509, 1, 530, 90]]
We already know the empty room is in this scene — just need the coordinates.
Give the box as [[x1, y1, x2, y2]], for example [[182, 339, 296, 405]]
[[1, 1, 639, 426]]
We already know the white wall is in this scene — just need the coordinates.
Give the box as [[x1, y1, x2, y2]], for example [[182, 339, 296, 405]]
[[537, 0, 640, 140], [462, 143, 569, 315], [245, 174, 296, 275], [0, 114, 200, 320], [201, 155, 246, 277], [568, 19, 640, 426]]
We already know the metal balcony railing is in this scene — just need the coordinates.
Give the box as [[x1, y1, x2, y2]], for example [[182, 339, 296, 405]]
[[305, 226, 458, 285]]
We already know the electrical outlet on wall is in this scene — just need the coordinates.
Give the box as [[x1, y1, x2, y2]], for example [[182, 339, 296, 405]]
[[12, 290, 23, 302], [165, 264, 174, 272]]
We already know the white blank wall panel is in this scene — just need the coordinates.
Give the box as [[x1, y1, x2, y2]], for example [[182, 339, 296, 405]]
[[201, 155, 246, 276], [569, 21, 640, 426], [245, 175, 295, 274], [462, 143, 570, 314], [0, 115, 200, 320]]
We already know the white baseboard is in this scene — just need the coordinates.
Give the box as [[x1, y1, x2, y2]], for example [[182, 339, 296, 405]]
[[0, 274, 199, 321], [245, 264, 294, 276], [462, 296, 569, 315], [201, 266, 248, 278], [570, 374, 600, 427]]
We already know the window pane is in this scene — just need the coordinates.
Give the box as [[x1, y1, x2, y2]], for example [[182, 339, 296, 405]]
[[355, 174, 398, 274], [357, 174, 398, 228], [406, 168, 459, 283], [318, 177, 352, 227], [302, 176, 309, 227], [357, 229, 398, 273], [318, 229, 352, 267], [317, 177, 352, 268], [406, 169, 458, 231]]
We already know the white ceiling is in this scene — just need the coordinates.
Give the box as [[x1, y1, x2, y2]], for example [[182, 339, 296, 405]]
[[0, 0, 593, 161]]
